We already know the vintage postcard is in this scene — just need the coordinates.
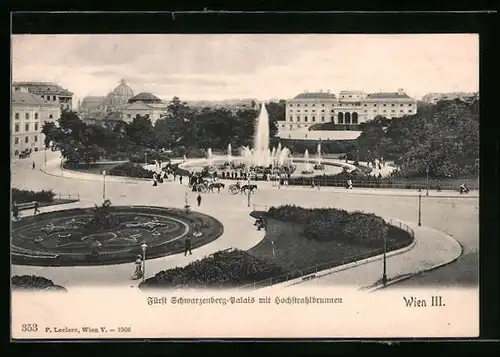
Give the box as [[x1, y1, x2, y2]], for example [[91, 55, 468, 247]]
[[10, 34, 479, 339]]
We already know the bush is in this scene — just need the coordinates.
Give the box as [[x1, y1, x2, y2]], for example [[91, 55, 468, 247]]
[[268, 205, 388, 246], [139, 249, 285, 289], [108, 163, 155, 178], [129, 149, 172, 164], [12, 188, 56, 204], [11, 275, 67, 291]]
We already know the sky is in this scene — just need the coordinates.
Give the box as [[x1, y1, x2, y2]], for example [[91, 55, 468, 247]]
[[11, 34, 479, 104]]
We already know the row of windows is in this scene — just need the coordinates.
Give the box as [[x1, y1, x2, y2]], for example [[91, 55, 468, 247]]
[[362, 109, 413, 113], [14, 113, 54, 120], [289, 103, 413, 108], [13, 135, 38, 144], [41, 95, 58, 101], [13, 147, 40, 156], [14, 123, 39, 132]]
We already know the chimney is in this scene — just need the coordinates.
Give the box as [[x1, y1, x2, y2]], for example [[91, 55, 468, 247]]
[[398, 88, 405, 96]]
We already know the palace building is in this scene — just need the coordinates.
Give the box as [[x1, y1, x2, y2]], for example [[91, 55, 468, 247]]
[[279, 89, 417, 132], [11, 86, 60, 157], [12, 81, 74, 111]]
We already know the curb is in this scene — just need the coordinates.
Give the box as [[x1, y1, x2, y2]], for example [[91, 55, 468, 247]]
[[364, 229, 464, 292], [40, 164, 146, 185], [260, 218, 417, 290]]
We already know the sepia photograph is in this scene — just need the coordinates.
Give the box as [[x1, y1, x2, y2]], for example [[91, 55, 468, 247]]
[[11, 33, 480, 339]]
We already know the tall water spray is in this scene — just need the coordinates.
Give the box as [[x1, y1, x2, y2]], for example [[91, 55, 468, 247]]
[[227, 143, 232, 163], [316, 142, 322, 165], [252, 103, 270, 166], [304, 149, 311, 171], [279, 147, 291, 166], [207, 148, 213, 166]]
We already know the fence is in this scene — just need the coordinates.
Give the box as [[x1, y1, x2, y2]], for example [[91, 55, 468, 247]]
[[55, 192, 80, 201], [236, 218, 415, 290]]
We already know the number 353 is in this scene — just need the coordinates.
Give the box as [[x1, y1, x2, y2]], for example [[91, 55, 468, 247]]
[[21, 324, 38, 332]]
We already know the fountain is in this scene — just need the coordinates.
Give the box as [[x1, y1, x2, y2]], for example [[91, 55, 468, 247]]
[[251, 103, 271, 167], [302, 149, 314, 175], [206, 148, 213, 166], [226, 143, 233, 163], [314, 142, 325, 170]]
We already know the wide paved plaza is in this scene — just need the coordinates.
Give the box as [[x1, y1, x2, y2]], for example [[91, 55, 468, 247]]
[[11, 150, 479, 290]]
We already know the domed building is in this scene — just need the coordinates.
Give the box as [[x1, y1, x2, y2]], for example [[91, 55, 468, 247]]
[[120, 91, 169, 125], [105, 79, 134, 110]]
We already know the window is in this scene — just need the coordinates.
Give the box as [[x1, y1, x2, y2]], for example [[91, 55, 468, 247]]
[[383, 104, 387, 107], [289, 116, 293, 121], [364, 110, 368, 113], [400, 110, 403, 113], [330, 109, 334, 113], [298, 124, 302, 128], [321, 109, 325, 112], [34, 147, 39, 152], [373, 110, 377, 113], [345, 112, 351, 124], [15, 113, 19, 120], [391, 104, 395, 106], [400, 104, 403, 106], [25, 124, 29, 131], [34, 135, 38, 142], [408, 110, 413, 113], [364, 104, 367, 106], [312, 104, 315, 107], [312, 116, 316, 122], [408, 104, 412, 106], [289, 125, 293, 129], [304, 109, 308, 112], [14, 137, 19, 144], [352, 112, 358, 124], [297, 104, 300, 106], [338, 112, 344, 124], [321, 104, 325, 106], [289, 104, 293, 107], [15, 124, 19, 132], [339, 104, 342, 107], [49, 114, 53, 119], [321, 116, 325, 122], [383, 110, 386, 113], [35, 113, 39, 119], [46, 95, 49, 101], [34, 123, 38, 131], [304, 116, 308, 122], [374, 104, 377, 106], [349, 95, 352, 98], [391, 110, 395, 113], [25, 113, 30, 120], [330, 116, 334, 121], [296, 116, 300, 121], [281, 124, 285, 128], [53, 95, 56, 101], [24, 136, 29, 143], [312, 110, 316, 113]]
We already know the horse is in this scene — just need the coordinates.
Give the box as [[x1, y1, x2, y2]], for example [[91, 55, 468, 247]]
[[241, 184, 258, 195], [208, 182, 225, 193]]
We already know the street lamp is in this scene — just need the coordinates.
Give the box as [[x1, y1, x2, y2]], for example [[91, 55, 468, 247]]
[[271, 240, 275, 258], [141, 243, 147, 282], [145, 152, 148, 166], [44, 148, 47, 166], [476, 159, 480, 191], [426, 166, 429, 196], [247, 170, 251, 208], [102, 170, 106, 200], [418, 189, 422, 226], [382, 227, 388, 285]]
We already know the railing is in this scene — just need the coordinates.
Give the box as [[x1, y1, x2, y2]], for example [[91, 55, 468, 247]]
[[55, 192, 80, 201], [236, 218, 415, 290]]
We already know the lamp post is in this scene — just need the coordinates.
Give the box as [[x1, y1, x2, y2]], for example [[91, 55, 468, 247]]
[[418, 190, 422, 226], [44, 148, 47, 166], [247, 171, 251, 208], [382, 227, 387, 285], [141, 243, 147, 282], [145, 152, 148, 166], [425, 167, 429, 196], [271, 240, 275, 258], [102, 170, 106, 200], [476, 159, 480, 191], [60, 157, 63, 177]]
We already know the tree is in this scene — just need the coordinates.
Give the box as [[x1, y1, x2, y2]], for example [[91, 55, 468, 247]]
[[41, 121, 57, 148], [126, 115, 157, 148]]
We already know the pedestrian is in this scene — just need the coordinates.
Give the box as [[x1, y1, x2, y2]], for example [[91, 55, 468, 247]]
[[12, 203, 20, 220], [179, 175, 183, 185], [132, 255, 143, 280], [33, 201, 40, 214], [90, 240, 102, 261], [173, 172, 177, 181], [197, 194, 202, 207], [311, 180, 315, 189], [32, 161, 35, 170], [184, 235, 192, 256]]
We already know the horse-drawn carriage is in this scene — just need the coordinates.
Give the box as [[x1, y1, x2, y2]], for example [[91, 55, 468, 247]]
[[228, 183, 258, 195], [189, 176, 225, 193]]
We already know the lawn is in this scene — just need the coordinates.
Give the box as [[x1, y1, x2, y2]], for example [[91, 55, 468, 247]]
[[248, 218, 411, 274]]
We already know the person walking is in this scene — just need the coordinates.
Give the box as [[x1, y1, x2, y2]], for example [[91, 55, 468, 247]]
[[184, 235, 192, 256], [179, 175, 183, 185], [132, 255, 143, 280], [197, 194, 202, 207], [32, 161, 36, 170], [33, 201, 40, 214]]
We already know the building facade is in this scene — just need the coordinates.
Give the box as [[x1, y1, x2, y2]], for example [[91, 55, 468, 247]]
[[11, 87, 60, 157], [279, 89, 417, 132], [120, 92, 169, 124], [12, 81, 73, 111]]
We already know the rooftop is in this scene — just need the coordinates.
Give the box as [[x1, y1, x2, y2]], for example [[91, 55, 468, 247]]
[[13, 81, 73, 96], [366, 92, 411, 99], [128, 92, 163, 104], [12, 90, 59, 107], [294, 92, 336, 99]]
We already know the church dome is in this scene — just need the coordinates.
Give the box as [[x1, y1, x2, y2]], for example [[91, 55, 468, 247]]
[[113, 79, 134, 98]]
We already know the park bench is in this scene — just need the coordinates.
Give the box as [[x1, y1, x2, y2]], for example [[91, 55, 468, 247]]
[[14, 201, 38, 211]]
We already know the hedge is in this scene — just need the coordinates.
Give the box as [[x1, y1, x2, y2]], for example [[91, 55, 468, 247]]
[[11, 275, 67, 291], [12, 188, 56, 204], [108, 162, 156, 178]]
